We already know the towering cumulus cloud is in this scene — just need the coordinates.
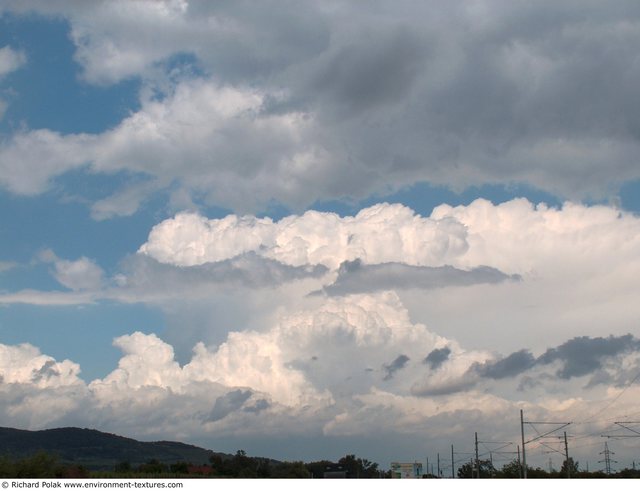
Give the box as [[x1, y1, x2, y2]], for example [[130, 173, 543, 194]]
[[138, 202, 469, 268], [2, 198, 640, 462]]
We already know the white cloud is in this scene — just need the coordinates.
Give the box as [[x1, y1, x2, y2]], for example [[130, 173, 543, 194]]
[[2, 292, 640, 465], [0, 289, 95, 306], [0, 130, 94, 195], [38, 249, 105, 291], [134, 199, 640, 357], [397, 198, 640, 353], [0, 79, 325, 213], [431, 198, 640, 277], [0, 45, 25, 121], [0, 45, 25, 78], [93, 332, 183, 391], [0, 343, 82, 388], [0, 261, 16, 273], [3, 199, 639, 365], [139, 203, 469, 269], [53, 257, 105, 291]]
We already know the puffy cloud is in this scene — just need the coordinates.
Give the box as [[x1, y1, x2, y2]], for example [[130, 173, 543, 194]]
[[140, 198, 640, 286], [37, 249, 105, 291], [52, 257, 105, 292], [431, 198, 640, 276], [96, 332, 183, 390], [1, 292, 477, 430], [5, 197, 640, 361], [0, 79, 327, 213], [0, 45, 25, 78], [404, 198, 640, 353], [139, 203, 469, 269], [0, 130, 94, 195], [0, 343, 82, 388], [1, 293, 640, 465]]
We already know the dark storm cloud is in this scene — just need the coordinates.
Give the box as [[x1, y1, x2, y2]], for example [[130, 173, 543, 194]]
[[537, 334, 640, 379], [208, 389, 253, 422], [474, 334, 640, 382], [383, 355, 410, 381], [424, 347, 451, 370], [472, 350, 536, 379], [317, 259, 518, 296]]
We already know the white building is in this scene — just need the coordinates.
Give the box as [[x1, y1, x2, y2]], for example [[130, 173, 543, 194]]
[[390, 462, 423, 479]]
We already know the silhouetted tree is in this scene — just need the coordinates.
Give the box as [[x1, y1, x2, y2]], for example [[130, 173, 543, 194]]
[[457, 459, 496, 478], [271, 461, 311, 478], [170, 461, 189, 474], [337, 454, 380, 478], [560, 457, 579, 478], [114, 461, 131, 473], [499, 459, 523, 478], [14, 452, 61, 478], [137, 459, 167, 474]]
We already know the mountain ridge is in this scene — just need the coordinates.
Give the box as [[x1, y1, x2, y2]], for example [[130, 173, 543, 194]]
[[0, 426, 229, 470]]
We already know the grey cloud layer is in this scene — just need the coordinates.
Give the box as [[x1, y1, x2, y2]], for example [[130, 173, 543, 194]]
[[318, 259, 519, 296], [473, 334, 640, 382], [2, 1, 640, 213]]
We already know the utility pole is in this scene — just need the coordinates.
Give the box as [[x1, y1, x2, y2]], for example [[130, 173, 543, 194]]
[[520, 409, 527, 479], [437, 453, 440, 478], [517, 445, 521, 478], [475, 432, 479, 478], [564, 431, 570, 478], [521, 409, 571, 480], [599, 442, 616, 475], [451, 444, 455, 479]]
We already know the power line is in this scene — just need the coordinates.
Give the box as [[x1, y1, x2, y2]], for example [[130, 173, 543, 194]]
[[577, 368, 640, 424]]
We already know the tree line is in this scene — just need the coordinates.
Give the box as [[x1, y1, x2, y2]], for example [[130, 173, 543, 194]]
[[0, 450, 384, 478], [2, 451, 639, 478], [454, 457, 640, 479]]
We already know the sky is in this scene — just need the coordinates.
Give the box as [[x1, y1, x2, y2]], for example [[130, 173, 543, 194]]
[[1, 0, 640, 474]]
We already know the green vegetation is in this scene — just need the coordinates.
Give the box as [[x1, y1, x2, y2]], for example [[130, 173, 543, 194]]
[[0, 452, 88, 478], [0, 450, 384, 479], [1, 451, 639, 478], [456, 457, 640, 479]]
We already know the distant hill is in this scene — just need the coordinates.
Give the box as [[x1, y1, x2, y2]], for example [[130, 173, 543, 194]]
[[0, 427, 228, 470]]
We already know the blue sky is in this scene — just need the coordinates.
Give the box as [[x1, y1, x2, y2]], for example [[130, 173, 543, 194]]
[[2, 1, 640, 473]]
